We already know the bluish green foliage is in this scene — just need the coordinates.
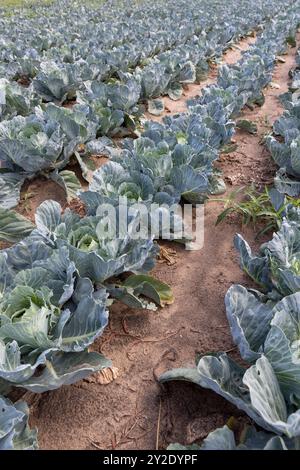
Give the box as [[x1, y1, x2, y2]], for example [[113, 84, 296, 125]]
[[0, 0, 299, 208], [0, 396, 38, 450], [267, 47, 300, 196], [1, 0, 300, 450]]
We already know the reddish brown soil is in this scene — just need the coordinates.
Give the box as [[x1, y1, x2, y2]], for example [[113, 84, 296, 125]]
[[17, 177, 66, 221], [19, 34, 300, 449]]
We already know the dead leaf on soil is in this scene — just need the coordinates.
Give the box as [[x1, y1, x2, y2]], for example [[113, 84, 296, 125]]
[[158, 246, 177, 266], [18, 391, 42, 415], [269, 82, 281, 89], [98, 367, 120, 384], [85, 367, 120, 385], [77, 143, 86, 153]]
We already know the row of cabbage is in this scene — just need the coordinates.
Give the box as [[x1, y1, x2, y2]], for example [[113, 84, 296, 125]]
[[159, 37, 300, 453], [1, 2, 300, 449], [0, 195, 169, 450], [161, 204, 300, 449], [1, 1, 297, 215], [0, 0, 276, 118], [0, 0, 282, 107], [0, 0, 294, 209], [266, 47, 300, 196], [0, 0, 259, 84], [80, 5, 300, 221]]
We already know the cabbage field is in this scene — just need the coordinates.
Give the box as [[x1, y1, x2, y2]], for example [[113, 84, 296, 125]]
[[1, 0, 300, 451]]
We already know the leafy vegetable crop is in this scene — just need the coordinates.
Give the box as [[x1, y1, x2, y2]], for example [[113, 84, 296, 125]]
[[1, 0, 300, 450]]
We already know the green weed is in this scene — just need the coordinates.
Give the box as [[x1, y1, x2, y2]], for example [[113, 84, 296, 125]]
[[214, 185, 300, 238]]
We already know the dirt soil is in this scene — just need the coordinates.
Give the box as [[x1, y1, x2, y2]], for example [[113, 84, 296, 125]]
[[23, 34, 300, 450]]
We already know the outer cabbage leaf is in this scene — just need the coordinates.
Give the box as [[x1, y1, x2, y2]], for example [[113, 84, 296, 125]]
[[0, 396, 38, 450], [160, 354, 300, 437], [0, 79, 39, 121], [168, 425, 293, 450], [0, 207, 35, 243], [225, 285, 274, 362], [16, 350, 111, 393], [0, 173, 25, 209]]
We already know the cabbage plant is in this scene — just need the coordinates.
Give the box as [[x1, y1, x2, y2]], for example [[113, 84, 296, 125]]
[[33, 200, 159, 284], [0, 79, 40, 121], [33, 61, 79, 105], [234, 220, 300, 298], [41, 103, 98, 158], [0, 248, 110, 393], [0, 113, 64, 175], [77, 78, 141, 136], [160, 353, 300, 438], [266, 98, 300, 196], [225, 286, 300, 404]]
